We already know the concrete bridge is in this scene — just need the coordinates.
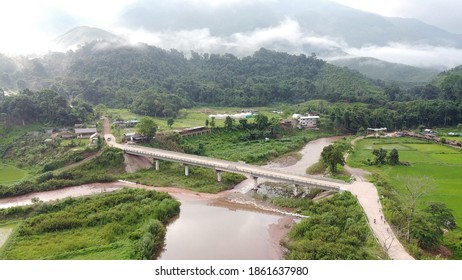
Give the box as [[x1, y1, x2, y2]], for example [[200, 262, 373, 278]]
[[117, 144, 347, 192]]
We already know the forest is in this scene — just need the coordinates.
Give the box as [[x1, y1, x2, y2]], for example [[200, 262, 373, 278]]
[[1, 42, 462, 129]]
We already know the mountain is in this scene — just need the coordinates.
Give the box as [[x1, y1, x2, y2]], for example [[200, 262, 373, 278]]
[[0, 42, 386, 107], [330, 57, 440, 86], [119, 0, 462, 49], [53, 26, 126, 50], [112, 0, 462, 74]]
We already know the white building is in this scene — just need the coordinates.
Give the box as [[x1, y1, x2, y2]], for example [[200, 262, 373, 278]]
[[293, 114, 320, 129]]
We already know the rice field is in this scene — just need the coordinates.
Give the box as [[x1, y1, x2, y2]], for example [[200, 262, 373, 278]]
[[348, 137, 462, 258]]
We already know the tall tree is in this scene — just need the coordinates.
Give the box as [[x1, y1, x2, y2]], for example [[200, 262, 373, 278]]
[[224, 116, 234, 130], [136, 117, 158, 141], [388, 148, 400, 165], [210, 117, 216, 129], [372, 148, 387, 165], [167, 118, 174, 128], [321, 144, 346, 174], [398, 176, 434, 243], [254, 114, 269, 130]]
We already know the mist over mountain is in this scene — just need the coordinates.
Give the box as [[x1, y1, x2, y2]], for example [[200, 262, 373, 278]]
[[330, 57, 440, 86], [118, 0, 462, 48], [2, 0, 462, 79], [101, 0, 462, 70], [53, 26, 126, 50]]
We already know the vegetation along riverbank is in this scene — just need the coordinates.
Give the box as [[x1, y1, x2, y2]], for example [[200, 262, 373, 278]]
[[0, 188, 180, 259]]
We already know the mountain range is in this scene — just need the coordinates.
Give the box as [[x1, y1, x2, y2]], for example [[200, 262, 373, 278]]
[[1, 0, 462, 86]]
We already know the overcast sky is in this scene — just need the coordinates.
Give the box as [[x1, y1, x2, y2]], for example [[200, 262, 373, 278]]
[[1, 0, 462, 68], [330, 0, 462, 34]]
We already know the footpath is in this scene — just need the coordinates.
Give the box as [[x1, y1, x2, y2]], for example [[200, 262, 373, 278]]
[[344, 138, 414, 260]]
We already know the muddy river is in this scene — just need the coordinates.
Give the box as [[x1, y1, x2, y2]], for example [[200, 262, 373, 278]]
[[0, 136, 339, 259]]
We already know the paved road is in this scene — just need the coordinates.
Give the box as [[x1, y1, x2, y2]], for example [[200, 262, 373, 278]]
[[106, 136, 347, 192], [103, 118, 414, 259], [344, 138, 414, 260], [102, 118, 347, 192]]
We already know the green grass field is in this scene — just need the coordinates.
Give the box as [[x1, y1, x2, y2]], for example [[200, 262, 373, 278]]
[[348, 137, 462, 258], [122, 162, 245, 193], [0, 164, 28, 184], [432, 127, 462, 142], [107, 107, 286, 132]]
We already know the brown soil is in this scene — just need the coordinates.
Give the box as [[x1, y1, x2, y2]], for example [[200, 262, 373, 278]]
[[0, 228, 13, 248], [268, 216, 296, 258], [123, 154, 153, 173], [266, 154, 301, 168]]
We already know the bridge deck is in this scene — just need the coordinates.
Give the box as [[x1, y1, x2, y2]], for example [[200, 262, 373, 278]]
[[122, 145, 346, 192]]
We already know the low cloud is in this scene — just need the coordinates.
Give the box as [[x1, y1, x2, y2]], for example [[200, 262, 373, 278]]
[[118, 18, 344, 56], [345, 43, 462, 69], [117, 20, 462, 70]]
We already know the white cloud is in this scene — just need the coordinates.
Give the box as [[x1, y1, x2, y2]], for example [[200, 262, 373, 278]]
[[121, 18, 343, 56], [346, 43, 462, 69], [0, 0, 135, 54]]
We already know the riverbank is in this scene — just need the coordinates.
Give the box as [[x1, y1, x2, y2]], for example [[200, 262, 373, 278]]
[[0, 135, 380, 260]]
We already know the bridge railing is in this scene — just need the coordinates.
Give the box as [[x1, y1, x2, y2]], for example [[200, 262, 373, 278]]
[[123, 147, 342, 192]]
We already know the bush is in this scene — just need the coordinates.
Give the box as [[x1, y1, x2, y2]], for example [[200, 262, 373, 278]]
[[42, 160, 65, 172], [306, 161, 326, 175]]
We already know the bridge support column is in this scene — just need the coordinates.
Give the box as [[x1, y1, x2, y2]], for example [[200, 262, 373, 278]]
[[185, 164, 189, 176], [216, 170, 222, 182], [155, 159, 160, 171], [252, 176, 259, 188]]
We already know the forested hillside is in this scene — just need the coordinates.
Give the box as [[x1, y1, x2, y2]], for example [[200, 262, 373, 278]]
[[1, 41, 462, 130], [1, 43, 384, 115]]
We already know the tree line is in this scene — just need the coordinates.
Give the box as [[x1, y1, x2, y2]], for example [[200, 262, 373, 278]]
[[1, 42, 462, 127], [0, 89, 94, 126]]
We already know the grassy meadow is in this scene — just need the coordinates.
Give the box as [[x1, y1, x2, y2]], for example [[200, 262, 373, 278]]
[[108, 107, 286, 132], [180, 129, 332, 164], [122, 162, 245, 193], [348, 137, 462, 258], [0, 164, 28, 184]]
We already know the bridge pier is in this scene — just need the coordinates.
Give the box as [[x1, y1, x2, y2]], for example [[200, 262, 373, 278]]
[[252, 176, 259, 188], [155, 159, 160, 171], [216, 170, 222, 182], [185, 164, 189, 176], [123, 148, 343, 192]]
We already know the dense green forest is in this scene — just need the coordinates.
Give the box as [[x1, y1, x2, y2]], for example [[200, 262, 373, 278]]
[[1, 42, 462, 129], [1, 44, 383, 118]]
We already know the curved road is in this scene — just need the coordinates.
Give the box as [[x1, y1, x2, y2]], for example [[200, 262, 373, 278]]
[[103, 120, 347, 193], [344, 138, 414, 260]]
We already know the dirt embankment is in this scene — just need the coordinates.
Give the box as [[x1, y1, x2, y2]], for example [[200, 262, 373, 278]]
[[268, 216, 296, 258], [0, 228, 13, 248], [123, 154, 153, 173]]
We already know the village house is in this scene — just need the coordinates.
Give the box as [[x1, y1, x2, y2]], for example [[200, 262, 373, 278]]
[[292, 114, 320, 129], [125, 120, 140, 127], [60, 131, 75, 139], [123, 132, 147, 143], [179, 126, 211, 137], [113, 119, 140, 128], [75, 128, 97, 139]]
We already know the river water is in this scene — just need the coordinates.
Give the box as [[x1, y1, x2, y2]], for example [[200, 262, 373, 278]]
[[0, 136, 340, 259], [158, 198, 285, 260]]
